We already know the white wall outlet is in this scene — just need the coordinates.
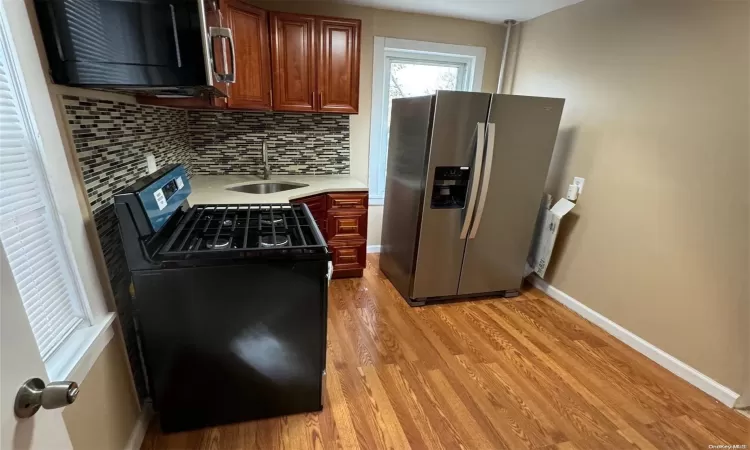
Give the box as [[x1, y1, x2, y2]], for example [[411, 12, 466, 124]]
[[566, 184, 579, 201], [146, 153, 157, 174], [573, 177, 585, 194]]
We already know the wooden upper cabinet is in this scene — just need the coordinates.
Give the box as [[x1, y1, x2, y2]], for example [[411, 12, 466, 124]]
[[317, 18, 360, 114], [270, 12, 316, 112], [138, 8, 361, 114], [225, 1, 272, 110]]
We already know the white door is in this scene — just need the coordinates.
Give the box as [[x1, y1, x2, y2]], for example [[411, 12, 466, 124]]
[[0, 244, 73, 449]]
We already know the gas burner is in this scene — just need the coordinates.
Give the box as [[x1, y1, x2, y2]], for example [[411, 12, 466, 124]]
[[260, 213, 284, 226], [159, 203, 327, 258], [206, 238, 231, 250], [259, 235, 289, 248]]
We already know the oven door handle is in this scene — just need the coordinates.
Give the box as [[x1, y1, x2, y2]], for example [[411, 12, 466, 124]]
[[210, 27, 236, 83]]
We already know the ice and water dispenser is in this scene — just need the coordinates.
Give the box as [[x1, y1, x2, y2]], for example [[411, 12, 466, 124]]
[[430, 166, 471, 209]]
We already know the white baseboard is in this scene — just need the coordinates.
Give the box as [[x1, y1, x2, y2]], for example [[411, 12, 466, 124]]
[[366, 245, 381, 253], [529, 274, 741, 408], [125, 403, 153, 450]]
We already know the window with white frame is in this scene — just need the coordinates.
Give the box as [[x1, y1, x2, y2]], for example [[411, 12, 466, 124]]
[[368, 38, 486, 203], [0, 13, 90, 362]]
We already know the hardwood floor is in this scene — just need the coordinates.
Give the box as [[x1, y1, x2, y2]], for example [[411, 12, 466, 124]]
[[141, 254, 749, 449]]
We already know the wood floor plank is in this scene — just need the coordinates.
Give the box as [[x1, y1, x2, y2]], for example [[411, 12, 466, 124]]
[[577, 341, 696, 417], [357, 366, 412, 449], [142, 256, 750, 449], [471, 303, 632, 431], [566, 430, 639, 450], [631, 418, 706, 450], [455, 354, 559, 448], [423, 368, 498, 449], [320, 368, 358, 450], [331, 359, 383, 449], [497, 301, 667, 424], [692, 407, 750, 444], [399, 359, 472, 449], [377, 363, 449, 450], [616, 426, 660, 450], [667, 415, 731, 447]]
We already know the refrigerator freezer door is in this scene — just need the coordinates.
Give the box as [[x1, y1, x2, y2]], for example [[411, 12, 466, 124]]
[[412, 91, 491, 300], [458, 95, 564, 295], [379, 96, 435, 301]]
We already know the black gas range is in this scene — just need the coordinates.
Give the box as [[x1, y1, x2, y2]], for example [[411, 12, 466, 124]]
[[114, 164, 330, 433]]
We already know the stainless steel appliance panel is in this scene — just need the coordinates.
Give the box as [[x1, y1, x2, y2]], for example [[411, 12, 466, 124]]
[[412, 91, 491, 299], [379, 96, 434, 301], [33, 0, 234, 96], [458, 95, 564, 295]]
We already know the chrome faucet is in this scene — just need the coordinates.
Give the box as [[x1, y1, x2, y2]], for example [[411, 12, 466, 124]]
[[262, 141, 270, 180]]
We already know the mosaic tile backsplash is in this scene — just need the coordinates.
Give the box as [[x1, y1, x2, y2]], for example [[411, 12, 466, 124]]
[[62, 96, 351, 403], [64, 96, 194, 212], [187, 110, 350, 175]]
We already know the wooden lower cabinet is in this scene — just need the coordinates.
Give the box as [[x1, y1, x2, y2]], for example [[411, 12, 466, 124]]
[[292, 191, 367, 278]]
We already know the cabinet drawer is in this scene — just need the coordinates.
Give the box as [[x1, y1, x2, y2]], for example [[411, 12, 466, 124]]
[[329, 240, 366, 274], [327, 192, 368, 210], [327, 210, 366, 241], [291, 194, 327, 214]]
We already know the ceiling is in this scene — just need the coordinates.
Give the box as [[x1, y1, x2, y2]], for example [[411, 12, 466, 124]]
[[330, 0, 585, 23]]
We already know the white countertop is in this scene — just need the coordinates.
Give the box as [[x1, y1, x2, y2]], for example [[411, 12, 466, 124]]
[[188, 175, 368, 204]]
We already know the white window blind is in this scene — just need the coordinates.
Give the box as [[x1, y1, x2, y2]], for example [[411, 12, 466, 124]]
[[0, 19, 88, 360]]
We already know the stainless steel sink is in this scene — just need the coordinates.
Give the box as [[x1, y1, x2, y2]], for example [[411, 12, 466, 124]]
[[227, 182, 308, 194]]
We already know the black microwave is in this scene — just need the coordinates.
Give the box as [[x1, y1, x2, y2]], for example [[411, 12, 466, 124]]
[[33, 0, 236, 97]]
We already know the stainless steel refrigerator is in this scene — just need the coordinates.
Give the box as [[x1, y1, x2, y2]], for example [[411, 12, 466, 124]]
[[380, 92, 564, 306]]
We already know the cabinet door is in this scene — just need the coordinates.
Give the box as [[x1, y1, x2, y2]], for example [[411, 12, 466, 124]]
[[225, 1, 272, 110], [270, 12, 316, 112], [317, 18, 360, 114]]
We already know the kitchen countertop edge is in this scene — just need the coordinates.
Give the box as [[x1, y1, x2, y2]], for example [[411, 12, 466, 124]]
[[188, 175, 368, 205]]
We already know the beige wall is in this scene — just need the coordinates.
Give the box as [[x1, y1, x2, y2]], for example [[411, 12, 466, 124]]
[[63, 339, 141, 450], [512, 0, 749, 393], [255, 1, 505, 245]]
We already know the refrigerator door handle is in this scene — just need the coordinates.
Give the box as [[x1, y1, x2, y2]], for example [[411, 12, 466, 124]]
[[469, 122, 496, 239], [459, 122, 486, 240]]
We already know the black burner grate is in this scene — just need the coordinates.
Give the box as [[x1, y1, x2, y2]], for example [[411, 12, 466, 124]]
[[159, 204, 327, 260]]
